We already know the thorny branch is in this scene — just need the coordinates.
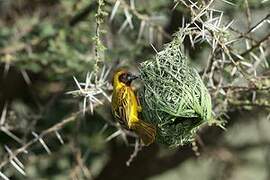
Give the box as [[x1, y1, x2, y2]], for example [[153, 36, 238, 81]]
[[109, 0, 171, 41], [0, 108, 82, 170], [241, 31, 270, 56]]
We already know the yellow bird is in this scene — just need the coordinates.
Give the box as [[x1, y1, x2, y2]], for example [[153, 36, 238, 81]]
[[112, 69, 156, 146]]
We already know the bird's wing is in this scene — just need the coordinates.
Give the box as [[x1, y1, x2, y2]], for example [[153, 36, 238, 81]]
[[114, 87, 131, 128]]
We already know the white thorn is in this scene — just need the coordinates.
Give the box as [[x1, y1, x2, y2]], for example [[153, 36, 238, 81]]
[[110, 0, 121, 22], [106, 130, 122, 142], [103, 66, 111, 81], [149, 26, 154, 44], [251, 20, 265, 32], [32, 132, 51, 155], [118, 19, 129, 34], [100, 88, 111, 102], [73, 76, 84, 94], [137, 20, 146, 42], [21, 70, 31, 85], [150, 43, 158, 54], [85, 72, 90, 90], [99, 66, 106, 82], [89, 101, 94, 114], [4, 145, 24, 169], [55, 131, 64, 144], [99, 124, 108, 135], [124, 9, 134, 29], [0, 171, 10, 180], [4, 63, 10, 77], [0, 103, 8, 125], [225, 19, 234, 30], [10, 159, 26, 176], [130, 0, 135, 9], [1, 127, 23, 144], [220, 0, 236, 6], [83, 97, 87, 115]]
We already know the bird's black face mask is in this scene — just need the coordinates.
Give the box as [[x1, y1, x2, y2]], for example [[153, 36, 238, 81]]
[[119, 72, 138, 86]]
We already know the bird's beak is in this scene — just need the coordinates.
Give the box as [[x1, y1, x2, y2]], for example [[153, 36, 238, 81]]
[[127, 74, 138, 83]]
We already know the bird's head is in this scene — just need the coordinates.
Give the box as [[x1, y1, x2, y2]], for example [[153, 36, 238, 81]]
[[113, 69, 138, 87]]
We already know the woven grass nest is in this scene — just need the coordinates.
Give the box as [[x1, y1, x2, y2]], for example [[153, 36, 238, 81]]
[[139, 34, 216, 147]]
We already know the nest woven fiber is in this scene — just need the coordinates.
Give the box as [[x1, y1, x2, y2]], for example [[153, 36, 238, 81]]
[[139, 34, 213, 147]]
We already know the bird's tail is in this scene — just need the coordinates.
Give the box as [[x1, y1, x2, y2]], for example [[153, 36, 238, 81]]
[[132, 120, 156, 146]]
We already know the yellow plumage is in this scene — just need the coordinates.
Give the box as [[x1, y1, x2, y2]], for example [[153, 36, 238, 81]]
[[111, 69, 156, 146]]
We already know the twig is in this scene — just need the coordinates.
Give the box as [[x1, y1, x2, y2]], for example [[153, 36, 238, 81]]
[[245, 13, 270, 34], [94, 0, 106, 81], [240, 32, 270, 56], [126, 139, 142, 166], [0, 104, 96, 170], [109, 0, 171, 40]]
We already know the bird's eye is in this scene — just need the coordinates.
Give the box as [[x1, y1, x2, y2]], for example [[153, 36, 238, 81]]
[[119, 73, 127, 83]]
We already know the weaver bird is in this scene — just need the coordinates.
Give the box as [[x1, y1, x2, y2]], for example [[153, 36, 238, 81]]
[[112, 69, 156, 146]]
